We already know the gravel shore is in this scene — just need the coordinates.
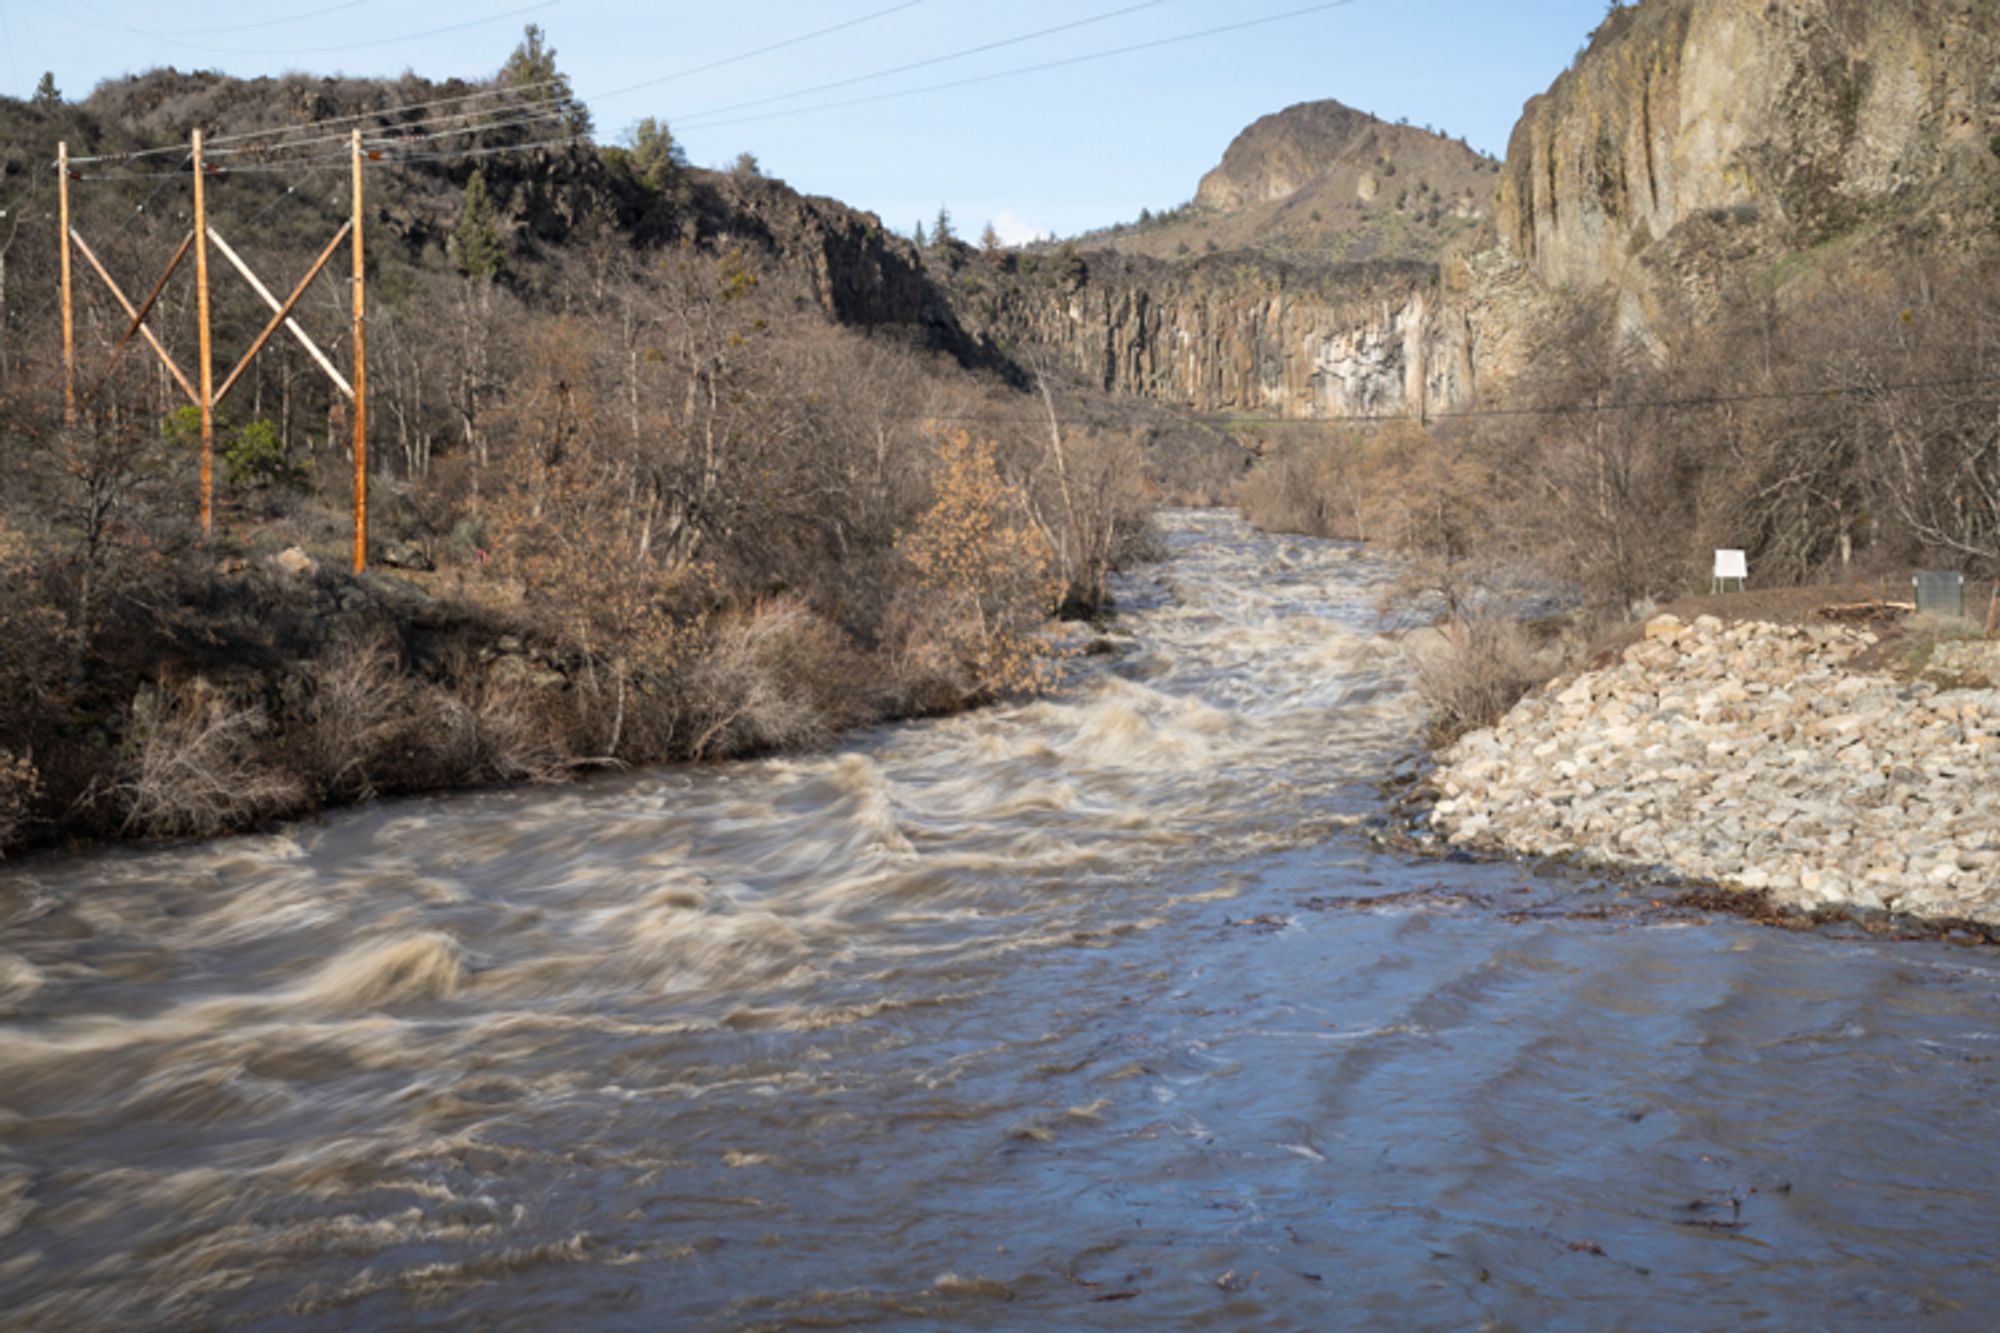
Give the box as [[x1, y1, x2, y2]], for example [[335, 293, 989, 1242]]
[[1428, 614, 2000, 926]]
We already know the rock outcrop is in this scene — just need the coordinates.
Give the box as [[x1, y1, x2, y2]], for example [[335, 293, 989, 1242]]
[[1085, 100, 1499, 270], [1196, 99, 1493, 218], [1497, 0, 2000, 306], [1428, 615, 2000, 926], [996, 1, 2000, 423], [956, 252, 1475, 419]]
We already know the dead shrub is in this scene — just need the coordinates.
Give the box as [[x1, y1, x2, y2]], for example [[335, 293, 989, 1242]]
[[0, 518, 73, 749], [1408, 613, 1551, 744], [119, 685, 308, 839], [305, 631, 424, 802], [429, 661, 573, 786], [1234, 429, 1364, 538], [681, 596, 872, 759]]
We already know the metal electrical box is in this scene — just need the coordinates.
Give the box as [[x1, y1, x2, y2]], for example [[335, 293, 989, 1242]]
[[1914, 570, 1965, 619]]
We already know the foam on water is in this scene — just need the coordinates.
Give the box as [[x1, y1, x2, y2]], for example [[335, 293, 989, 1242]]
[[7, 512, 1995, 1329]]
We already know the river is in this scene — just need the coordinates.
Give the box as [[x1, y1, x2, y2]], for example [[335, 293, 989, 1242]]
[[2, 510, 1998, 1329]]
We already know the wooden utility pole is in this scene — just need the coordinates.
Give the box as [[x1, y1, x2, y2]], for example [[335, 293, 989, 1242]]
[[191, 129, 215, 540], [350, 128, 368, 574], [57, 142, 75, 426], [61, 129, 367, 555]]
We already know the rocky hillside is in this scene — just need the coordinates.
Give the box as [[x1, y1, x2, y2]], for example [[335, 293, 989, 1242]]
[[34, 69, 968, 358], [1496, 0, 2000, 320], [1081, 99, 1499, 267]]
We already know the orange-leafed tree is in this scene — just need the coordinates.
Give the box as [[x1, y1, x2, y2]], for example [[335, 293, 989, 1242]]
[[893, 431, 1062, 705]]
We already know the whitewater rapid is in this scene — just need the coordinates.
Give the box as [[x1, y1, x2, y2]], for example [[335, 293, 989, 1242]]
[[3, 511, 1998, 1329]]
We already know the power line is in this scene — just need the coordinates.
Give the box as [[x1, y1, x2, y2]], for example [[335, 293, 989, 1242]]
[[671, 0, 1360, 134], [368, 130, 589, 166], [71, 104, 580, 179], [611, 0, 1160, 122], [193, 0, 920, 155], [36, 0, 373, 39], [67, 0, 924, 164], [207, 101, 578, 160], [587, 0, 928, 105], [69, 84, 564, 164]]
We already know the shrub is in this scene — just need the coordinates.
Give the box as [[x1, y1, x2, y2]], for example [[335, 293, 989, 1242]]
[[430, 661, 573, 786], [681, 596, 871, 759], [304, 631, 423, 801], [1408, 613, 1549, 744], [222, 418, 306, 489], [892, 433, 1061, 706], [119, 684, 307, 838], [0, 751, 38, 856]]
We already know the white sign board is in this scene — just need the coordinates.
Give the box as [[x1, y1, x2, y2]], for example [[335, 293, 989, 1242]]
[[1714, 550, 1748, 581]]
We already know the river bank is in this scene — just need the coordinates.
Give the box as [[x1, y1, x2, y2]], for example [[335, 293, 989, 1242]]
[[1423, 612, 2000, 929], [11, 513, 2000, 1329]]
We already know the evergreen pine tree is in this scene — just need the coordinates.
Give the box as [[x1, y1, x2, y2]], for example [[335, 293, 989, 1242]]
[[31, 72, 60, 109], [500, 24, 591, 135], [451, 171, 506, 281], [626, 117, 686, 192], [932, 205, 954, 247]]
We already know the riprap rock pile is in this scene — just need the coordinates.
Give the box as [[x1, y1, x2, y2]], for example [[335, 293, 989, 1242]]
[[1431, 615, 2000, 925]]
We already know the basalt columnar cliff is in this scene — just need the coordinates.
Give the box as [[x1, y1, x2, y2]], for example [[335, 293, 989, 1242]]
[[939, 100, 1497, 422], [949, 251, 1472, 420], [936, 0, 2000, 422]]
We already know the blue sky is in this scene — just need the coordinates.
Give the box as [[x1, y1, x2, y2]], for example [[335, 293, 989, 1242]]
[[3, 0, 1615, 240]]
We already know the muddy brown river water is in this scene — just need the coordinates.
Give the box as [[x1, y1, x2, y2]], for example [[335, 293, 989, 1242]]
[[3, 511, 1999, 1329]]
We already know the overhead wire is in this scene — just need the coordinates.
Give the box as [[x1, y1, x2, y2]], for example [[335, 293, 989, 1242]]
[[66, 0, 925, 163], [67, 78, 563, 164], [592, 0, 1155, 117], [205, 100, 578, 159], [585, 0, 928, 103], [13, 152, 193, 341], [674, 0, 1360, 134], [190, 0, 929, 149], [78, 0, 1354, 174]]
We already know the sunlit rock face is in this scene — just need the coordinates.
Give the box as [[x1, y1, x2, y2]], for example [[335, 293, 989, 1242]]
[[958, 254, 1474, 420], [1496, 0, 2000, 300]]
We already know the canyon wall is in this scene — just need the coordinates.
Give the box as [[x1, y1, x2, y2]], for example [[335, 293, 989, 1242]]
[[954, 253, 1477, 421], [1497, 0, 2000, 301], [948, 0, 2000, 420]]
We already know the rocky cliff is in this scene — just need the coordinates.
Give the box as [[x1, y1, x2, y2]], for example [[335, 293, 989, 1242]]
[[942, 100, 1507, 422], [1496, 0, 2000, 307], [952, 250, 1476, 420], [1196, 100, 1492, 217], [982, 0, 2000, 422]]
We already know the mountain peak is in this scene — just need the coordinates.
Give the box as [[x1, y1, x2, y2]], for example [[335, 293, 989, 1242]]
[[1082, 98, 1496, 266], [1196, 99, 1387, 209]]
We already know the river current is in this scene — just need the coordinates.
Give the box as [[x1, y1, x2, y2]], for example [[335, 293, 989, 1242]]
[[2, 511, 1999, 1329]]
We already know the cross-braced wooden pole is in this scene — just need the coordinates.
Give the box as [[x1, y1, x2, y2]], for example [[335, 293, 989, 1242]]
[[57, 143, 75, 426], [192, 129, 215, 540], [351, 128, 368, 574]]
